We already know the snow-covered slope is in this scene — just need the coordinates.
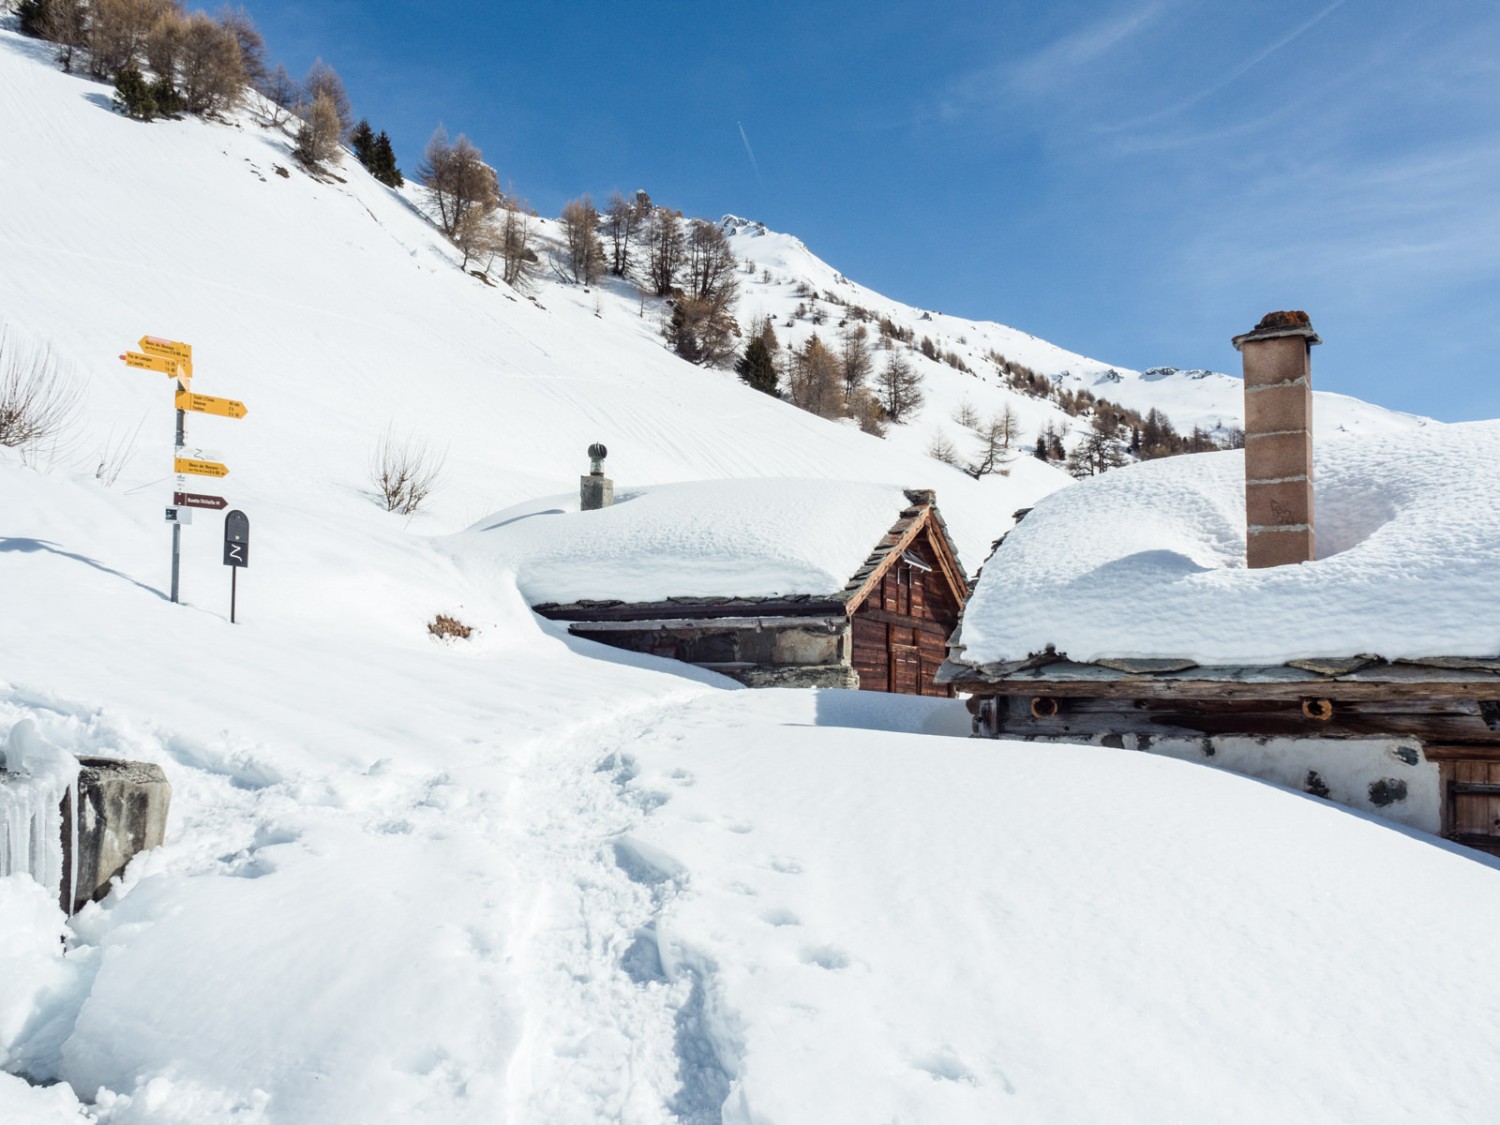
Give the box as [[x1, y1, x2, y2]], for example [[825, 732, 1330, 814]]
[[2, 28, 1497, 1125]]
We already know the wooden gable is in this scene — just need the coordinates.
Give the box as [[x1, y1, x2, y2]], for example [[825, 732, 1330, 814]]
[[842, 507, 968, 697]]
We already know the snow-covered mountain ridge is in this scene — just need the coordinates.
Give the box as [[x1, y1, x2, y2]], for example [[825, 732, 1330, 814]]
[[718, 217, 1426, 445]]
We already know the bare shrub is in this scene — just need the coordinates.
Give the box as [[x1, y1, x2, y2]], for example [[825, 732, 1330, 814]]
[[927, 431, 960, 466], [371, 425, 445, 514], [0, 330, 80, 458], [93, 416, 145, 486], [428, 613, 472, 641]]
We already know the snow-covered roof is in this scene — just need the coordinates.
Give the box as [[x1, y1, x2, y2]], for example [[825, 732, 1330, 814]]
[[948, 421, 1500, 668], [453, 479, 929, 606]]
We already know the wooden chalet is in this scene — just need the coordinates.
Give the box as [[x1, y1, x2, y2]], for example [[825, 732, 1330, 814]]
[[940, 313, 1500, 855], [534, 489, 968, 695]]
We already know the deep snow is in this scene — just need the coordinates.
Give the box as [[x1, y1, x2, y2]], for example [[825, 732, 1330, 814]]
[[2, 26, 1499, 1125], [453, 479, 923, 605], [952, 420, 1500, 666]]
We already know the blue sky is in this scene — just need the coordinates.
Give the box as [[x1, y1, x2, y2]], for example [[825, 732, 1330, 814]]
[[247, 0, 1500, 422]]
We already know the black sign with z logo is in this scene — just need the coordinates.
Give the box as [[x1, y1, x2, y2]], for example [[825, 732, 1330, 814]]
[[223, 509, 250, 568]]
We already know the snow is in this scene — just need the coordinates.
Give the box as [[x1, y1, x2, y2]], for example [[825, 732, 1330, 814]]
[[450, 479, 915, 604], [2, 25, 1500, 1125], [952, 420, 1500, 666]]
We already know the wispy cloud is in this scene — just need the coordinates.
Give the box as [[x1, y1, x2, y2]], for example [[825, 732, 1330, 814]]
[[1010, 2, 1170, 94], [1107, 0, 1348, 131], [934, 1, 1169, 119]]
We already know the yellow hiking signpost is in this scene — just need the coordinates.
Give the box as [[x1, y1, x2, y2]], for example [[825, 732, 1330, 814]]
[[120, 351, 187, 381], [175, 388, 247, 419], [139, 334, 193, 370], [119, 333, 247, 607], [174, 457, 230, 478]]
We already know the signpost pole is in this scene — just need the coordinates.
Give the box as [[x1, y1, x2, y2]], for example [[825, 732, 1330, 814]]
[[231, 566, 238, 624], [170, 406, 185, 603]]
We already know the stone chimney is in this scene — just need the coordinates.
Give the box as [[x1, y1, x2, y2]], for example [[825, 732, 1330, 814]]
[[1232, 310, 1320, 568], [580, 442, 613, 511]]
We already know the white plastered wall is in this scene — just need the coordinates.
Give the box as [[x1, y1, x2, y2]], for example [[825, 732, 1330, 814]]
[[1125, 734, 1440, 832]]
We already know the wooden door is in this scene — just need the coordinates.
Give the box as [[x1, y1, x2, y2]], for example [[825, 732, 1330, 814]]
[[890, 642, 920, 694], [1441, 758, 1500, 855]]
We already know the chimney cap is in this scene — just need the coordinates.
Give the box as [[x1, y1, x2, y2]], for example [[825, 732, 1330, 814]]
[[1231, 309, 1322, 351]]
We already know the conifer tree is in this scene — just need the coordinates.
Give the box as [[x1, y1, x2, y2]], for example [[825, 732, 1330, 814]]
[[112, 64, 158, 120], [349, 119, 375, 167], [735, 335, 778, 395], [370, 131, 403, 187]]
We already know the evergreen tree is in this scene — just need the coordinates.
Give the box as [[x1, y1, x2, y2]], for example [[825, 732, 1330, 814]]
[[151, 75, 185, 118], [1033, 426, 1052, 461], [349, 119, 375, 167], [350, 121, 403, 186], [735, 335, 778, 395], [371, 131, 403, 187], [17, 0, 49, 37], [112, 65, 159, 120]]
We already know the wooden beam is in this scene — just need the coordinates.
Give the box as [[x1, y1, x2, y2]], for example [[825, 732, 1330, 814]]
[[983, 695, 1500, 745], [959, 678, 1500, 703]]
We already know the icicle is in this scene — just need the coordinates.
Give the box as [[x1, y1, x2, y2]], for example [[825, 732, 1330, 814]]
[[0, 720, 81, 904], [66, 777, 79, 915]]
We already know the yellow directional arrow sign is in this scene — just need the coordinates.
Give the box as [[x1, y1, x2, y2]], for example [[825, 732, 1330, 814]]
[[174, 457, 228, 478], [133, 336, 193, 381], [121, 351, 186, 375], [139, 336, 192, 363], [175, 388, 247, 419]]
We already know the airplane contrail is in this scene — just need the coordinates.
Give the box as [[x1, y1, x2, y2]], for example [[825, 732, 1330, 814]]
[[738, 122, 762, 180]]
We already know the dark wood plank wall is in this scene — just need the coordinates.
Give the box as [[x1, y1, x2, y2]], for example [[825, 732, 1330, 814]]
[[850, 533, 962, 697]]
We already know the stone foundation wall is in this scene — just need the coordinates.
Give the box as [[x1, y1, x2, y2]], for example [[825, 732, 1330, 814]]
[[569, 617, 855, 688]]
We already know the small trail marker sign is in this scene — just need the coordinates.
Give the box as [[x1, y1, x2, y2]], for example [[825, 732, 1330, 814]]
[[223, 509, 249, 624], [224, 510, 249, 567], [174, 491, 228, 510]]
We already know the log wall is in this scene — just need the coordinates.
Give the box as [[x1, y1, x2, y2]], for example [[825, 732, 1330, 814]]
[[850, 536, 961, 697]]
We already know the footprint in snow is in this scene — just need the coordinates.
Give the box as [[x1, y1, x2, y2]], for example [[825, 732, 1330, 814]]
[[910, 1046, 980, 1086], [768, 856, 802, 875], [799, 945, 849, 971], [759, 907, 800, 927]]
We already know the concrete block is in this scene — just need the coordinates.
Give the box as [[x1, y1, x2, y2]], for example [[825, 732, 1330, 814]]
[[580, 474, 614, 511], [62, 757, 171, 914]]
